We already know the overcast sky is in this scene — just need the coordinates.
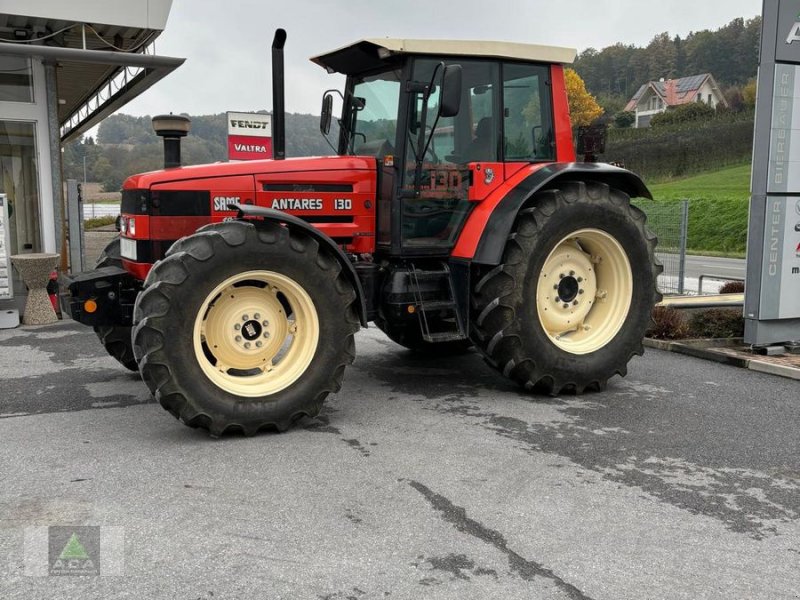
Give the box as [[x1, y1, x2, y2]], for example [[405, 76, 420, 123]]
[[123, 0, 763, 118]]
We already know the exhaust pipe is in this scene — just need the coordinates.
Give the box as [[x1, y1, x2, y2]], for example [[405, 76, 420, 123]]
[[271, 29, 287, 160], [152, 114, 191, 168]]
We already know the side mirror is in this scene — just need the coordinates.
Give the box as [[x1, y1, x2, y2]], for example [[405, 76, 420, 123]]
[[439, 64, 462, 118], [320, 93, 333, 135]]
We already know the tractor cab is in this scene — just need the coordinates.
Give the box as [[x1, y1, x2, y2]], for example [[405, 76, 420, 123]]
[[312, 38, 577, 258]]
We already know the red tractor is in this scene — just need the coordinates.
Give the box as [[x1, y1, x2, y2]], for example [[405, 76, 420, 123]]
[[63, 31, 660, 436]]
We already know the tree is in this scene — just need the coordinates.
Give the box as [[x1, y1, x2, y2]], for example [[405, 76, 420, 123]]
[[614, 111, 636, 128], [742, 78, 757, 108], [564, 68, 604, 126]]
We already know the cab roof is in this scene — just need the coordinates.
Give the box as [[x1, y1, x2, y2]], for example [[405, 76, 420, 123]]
[[311, 38, 577, 75]]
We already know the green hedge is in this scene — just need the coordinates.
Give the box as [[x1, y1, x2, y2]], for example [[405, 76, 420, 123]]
[[605, 113, 754, 181]]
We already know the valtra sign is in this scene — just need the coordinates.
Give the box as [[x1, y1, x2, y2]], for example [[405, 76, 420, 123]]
[[227, 111, 272, 160]]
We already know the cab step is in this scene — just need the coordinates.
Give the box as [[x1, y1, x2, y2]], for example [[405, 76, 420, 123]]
[[407, 264, 467, 344]]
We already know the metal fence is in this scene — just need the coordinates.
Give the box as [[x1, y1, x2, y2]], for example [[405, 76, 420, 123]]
[[635, 199, 689, 295], [83, 203, 120, 218]]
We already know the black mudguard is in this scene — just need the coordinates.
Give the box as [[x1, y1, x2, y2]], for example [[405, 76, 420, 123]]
[[472, 162, 652, 266]]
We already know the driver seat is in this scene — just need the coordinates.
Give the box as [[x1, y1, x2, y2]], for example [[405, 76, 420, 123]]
[[465, 117, 494, 162]]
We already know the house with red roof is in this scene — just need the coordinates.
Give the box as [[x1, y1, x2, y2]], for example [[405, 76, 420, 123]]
[[624, 74, 727, 127]]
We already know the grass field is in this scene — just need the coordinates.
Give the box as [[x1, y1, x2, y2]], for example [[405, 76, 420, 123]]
[[641, 164, 750, 256]]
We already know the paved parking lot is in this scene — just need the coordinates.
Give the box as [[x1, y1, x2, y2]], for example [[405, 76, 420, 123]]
[[1, 321, 798, 599]]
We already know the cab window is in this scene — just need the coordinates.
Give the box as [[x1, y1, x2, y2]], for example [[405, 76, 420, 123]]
[[503, 62, 553, 161], [401, 59, 499, 248]]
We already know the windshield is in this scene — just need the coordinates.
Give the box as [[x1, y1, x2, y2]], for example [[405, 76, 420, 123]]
[[345, 69, 402, 157]]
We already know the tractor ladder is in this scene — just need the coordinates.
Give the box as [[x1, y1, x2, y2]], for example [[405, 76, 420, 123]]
[[408, 264, 467, 343]]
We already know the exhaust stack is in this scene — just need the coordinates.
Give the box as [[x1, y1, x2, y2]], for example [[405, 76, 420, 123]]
[[152, 114, 191, 168], [271, 29, 287, 160]]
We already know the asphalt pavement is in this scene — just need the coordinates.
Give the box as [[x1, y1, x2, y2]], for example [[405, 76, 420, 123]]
[[0, 322, 798, 599]]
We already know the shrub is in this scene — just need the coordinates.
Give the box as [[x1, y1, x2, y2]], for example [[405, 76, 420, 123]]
[[650, 102, 716, 128], [605, 115, 754, 181], [84, 216, 117, 230], [613, 111, 635, 129], [719, 280, 745, 294], [687, 308, 744, 338], [647, 306, 689, 339]]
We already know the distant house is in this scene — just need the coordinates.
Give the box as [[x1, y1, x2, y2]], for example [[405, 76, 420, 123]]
[[624, 74, 728, 128]]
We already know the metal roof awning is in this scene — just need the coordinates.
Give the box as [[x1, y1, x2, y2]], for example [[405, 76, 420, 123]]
[[0, 41, 184, 142]]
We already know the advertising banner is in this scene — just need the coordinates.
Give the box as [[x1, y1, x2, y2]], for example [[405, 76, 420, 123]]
[[227, 112, 272, 161], [745, 0, 800, 344]]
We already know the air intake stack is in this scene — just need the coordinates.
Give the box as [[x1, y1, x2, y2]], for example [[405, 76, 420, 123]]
[[271, 29, 287, 160], [152, 114, 191, 168]]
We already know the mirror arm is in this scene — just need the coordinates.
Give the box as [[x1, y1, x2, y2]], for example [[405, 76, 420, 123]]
[[411, 62, 445, 195]]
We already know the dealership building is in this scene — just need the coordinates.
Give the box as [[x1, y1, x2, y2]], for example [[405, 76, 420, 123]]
[[0, 1, 183, 314]]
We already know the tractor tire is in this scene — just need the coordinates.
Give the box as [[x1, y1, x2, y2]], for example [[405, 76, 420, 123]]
[[470, 181, 661, 394], [93, 238, 138, 372], [375, 317, 472, 355], [132, 220, 360, 436]]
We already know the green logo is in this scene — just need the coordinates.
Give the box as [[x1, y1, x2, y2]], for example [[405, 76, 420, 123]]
[[59, 533, 90, 560], [48, 527, 99, 576]]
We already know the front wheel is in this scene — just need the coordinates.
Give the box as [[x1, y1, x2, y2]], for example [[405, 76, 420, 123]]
[[471, 181, 661, 393], [132, 221, 360, 436]]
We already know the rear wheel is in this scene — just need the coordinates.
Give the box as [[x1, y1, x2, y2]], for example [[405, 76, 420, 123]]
[[132, 220, 360, 436], [93, 238, 138, 372], [471, 181, 661, 393]]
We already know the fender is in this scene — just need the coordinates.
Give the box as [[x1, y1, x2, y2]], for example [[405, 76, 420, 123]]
[[233, 204, 368, 326], [467, 162, 652, 266]]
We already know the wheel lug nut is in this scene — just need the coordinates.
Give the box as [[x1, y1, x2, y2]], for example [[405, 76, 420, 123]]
[[263, 332, 270, 339], [235, 336, 242, 343], [553, 284, 558, 290], [579, 289, 584, 295], [563, 303, 569, 309], [577, 277, 583, 283], [242, 314, 249, 321], [555, 296, 561, 303], [234, 324, 241, 330], [244, 342, 251, 349], [573, 300, 579, 306], [569, 270, 575, 276], [559, 273, 565, 279], [256, 341, 263, 348], [254, 313, 260, 320], [262, 321, 269, 327]]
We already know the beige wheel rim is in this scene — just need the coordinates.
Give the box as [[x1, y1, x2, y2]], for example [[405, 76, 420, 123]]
[[535, 228, 632, 355], [192, 270, 319, 397]]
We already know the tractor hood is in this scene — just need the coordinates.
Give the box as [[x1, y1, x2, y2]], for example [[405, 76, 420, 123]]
[[123, 155, 377, 190]]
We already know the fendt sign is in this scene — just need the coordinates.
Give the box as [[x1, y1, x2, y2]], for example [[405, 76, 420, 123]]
[[745, 0, 800, 345], [227, 111, 272, 160]]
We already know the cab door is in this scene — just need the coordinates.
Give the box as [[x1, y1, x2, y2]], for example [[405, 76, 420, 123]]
[[399, 59, 503, 255]]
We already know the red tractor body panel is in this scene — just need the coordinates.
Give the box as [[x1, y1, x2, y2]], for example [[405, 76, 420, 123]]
[[120, 156, 378, 279]]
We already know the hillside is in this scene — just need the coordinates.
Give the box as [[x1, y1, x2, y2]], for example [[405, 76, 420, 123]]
[[63, 112, 338, 192], [574, 16, 761, 115]]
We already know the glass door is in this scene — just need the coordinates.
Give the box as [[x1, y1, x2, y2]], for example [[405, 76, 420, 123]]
[[0, 120, 42, 255]]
